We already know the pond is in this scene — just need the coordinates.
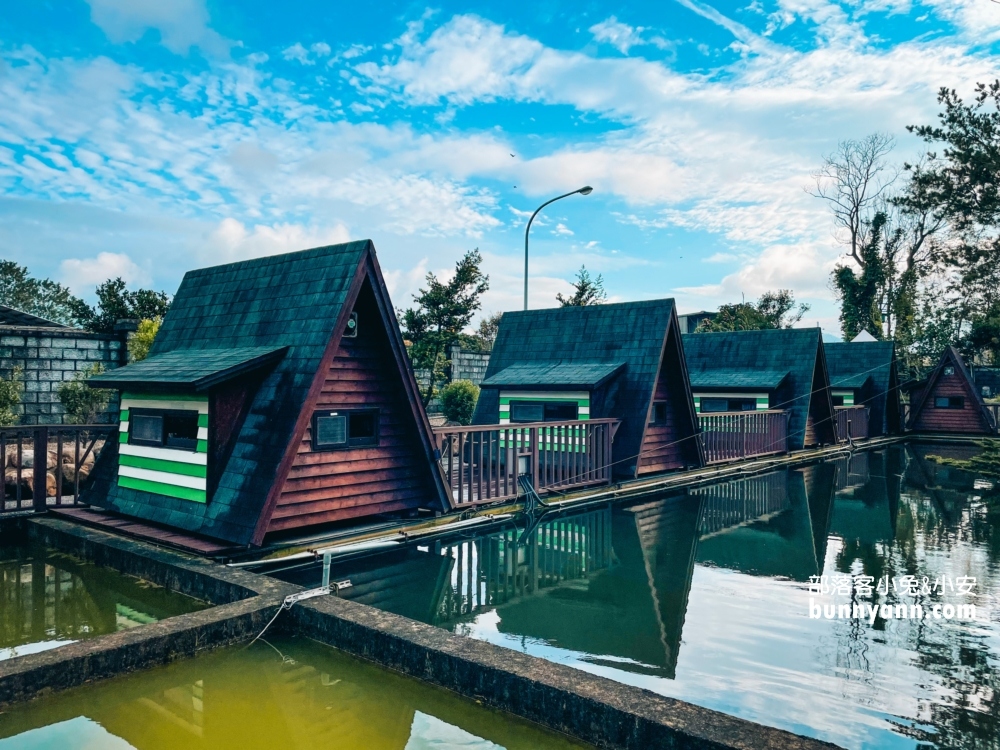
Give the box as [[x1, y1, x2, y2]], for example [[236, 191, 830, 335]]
[[0, 635, 590, 750], [0, 539, 208, 661], [275, 444, 1000, 749]]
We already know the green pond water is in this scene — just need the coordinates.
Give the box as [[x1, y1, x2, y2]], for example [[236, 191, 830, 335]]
[[0, 540, 208, 661], [0, 636, 590, 750], [287, 444, 1000, 750]]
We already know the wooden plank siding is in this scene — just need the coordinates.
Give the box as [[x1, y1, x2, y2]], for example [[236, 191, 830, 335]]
[[912, 368, 992, 434], [267, 277, 440, 532], [638, 322, 701, 475]]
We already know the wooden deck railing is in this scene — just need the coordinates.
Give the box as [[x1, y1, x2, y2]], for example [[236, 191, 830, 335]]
[[835, 405, 870, 441], [1, 425, 115, 516], [433, 418, 619, 507], [698, 410, 789, 464]]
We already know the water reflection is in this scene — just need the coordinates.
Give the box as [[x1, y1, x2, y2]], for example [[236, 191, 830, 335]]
[[0, 637, 588, 750], [0, 543, 207, 660], [294, 445, 1000, 749]]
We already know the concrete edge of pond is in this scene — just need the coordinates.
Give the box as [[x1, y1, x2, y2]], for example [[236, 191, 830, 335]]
[[23, 516, 282, 605], [0, 516, 303, 709], [292, 595, 844, 750]]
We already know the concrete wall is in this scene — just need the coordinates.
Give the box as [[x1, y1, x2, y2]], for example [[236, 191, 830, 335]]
[[0, 325, 125, 425], [449, 344, 490, 385]]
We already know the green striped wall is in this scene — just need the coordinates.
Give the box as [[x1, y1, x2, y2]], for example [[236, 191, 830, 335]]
[[498, 390, 590, 424], [118, 394, 209, 503], [832, 390, 855, 406], [693, 393, 769, 414]]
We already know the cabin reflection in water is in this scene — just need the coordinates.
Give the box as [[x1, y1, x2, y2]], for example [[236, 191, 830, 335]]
[[312, 451, 903, 677], [0, 545, 205, 660]]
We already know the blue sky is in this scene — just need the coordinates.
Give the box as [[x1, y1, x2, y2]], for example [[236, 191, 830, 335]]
[[0, 0, 997, 332]]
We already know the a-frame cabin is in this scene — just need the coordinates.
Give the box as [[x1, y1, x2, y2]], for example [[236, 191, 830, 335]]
[[85, 242, 449, 547], [682, 329, 838, 451], [907, 346, 996, 435], [825, 340, 903, 436], [472, 299, 704, 479]]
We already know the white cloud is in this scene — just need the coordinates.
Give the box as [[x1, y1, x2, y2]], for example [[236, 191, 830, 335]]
[[59, 252, 149, 293], [85, 0, 232, 56], [282, 43, 312, 64], [553, 223, 574, 236], [206, 218, 352, 263], [589, 17, 670, 54]]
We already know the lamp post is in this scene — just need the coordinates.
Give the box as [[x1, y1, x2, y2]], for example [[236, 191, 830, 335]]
[[523, 186, 593, 310]]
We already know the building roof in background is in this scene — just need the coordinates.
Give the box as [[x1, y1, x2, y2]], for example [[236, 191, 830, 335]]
[[0, 303, 72, 328], [481, 361, 625, 389], [688, 368, 788, 390], [89, 346, 288, 391]]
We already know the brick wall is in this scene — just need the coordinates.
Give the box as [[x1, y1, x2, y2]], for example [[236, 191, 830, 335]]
[[0, 326, 125, 425]]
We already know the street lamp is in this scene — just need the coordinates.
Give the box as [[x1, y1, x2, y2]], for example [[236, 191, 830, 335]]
[[523, 186, 593, 310]]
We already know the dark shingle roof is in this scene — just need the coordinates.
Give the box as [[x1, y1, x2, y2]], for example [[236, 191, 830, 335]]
[[0, 303, 71, 328], [689, 368, 788, 390], [474, 299, 685, 475], [683, 329, 829, 451], [481, 361, 625, 389], [82, 241, 371, 545], [89, 346, 287, 391]]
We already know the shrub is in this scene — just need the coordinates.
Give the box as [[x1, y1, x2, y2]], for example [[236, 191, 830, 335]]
[[0, 367, 23, 426], [128, 317, 161, 362], [58, 364, 114, 424], [440, 380, 479, 425]]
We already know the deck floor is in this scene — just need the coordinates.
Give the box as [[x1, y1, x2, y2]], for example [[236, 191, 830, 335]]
[[47, 506, 237, 556]]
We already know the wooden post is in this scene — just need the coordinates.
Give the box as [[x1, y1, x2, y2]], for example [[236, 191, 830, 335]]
[[32, 426, 48, 512]]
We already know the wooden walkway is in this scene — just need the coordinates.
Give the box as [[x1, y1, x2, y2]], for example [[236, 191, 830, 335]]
[[48, 507, 238, 556]]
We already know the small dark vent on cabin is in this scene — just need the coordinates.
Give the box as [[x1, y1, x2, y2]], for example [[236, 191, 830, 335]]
[[344, 311, 358, 338]]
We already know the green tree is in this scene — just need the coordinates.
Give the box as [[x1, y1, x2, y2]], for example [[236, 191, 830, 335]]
[[0, 367, 24, 426], [696, 290, 809, 332], [0, 261, 82, 326], [57, 364, 114, 424], [128, 318, 161, 362], [460, 312, 502, 353], [72, 278, 171, 334], [401, 250, 489, 406], [556, 266, 607, 306], [440, 380, 480, 425]]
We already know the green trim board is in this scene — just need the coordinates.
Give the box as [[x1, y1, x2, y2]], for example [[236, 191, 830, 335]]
[[118, 393, 210, 503], [118, 475, 207, 503]]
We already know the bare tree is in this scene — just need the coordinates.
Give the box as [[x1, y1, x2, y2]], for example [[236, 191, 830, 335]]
[[809, 133, 898, 267]]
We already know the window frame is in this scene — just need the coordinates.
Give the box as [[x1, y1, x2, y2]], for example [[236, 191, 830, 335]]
[[128, 407, 201, 452], [311, 408, 380, 450], [508, 400, 579, 424], [943, 365, 955, 376], [933, 396, 964, 409], [650, 400, 668, 425]]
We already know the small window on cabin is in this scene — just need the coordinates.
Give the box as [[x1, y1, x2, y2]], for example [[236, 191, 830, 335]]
[[700, 398, 729, 413], [729, 398, 756, 412], [934, 396, 964, 409], [944, 366, 955, 376], [312, 409, 379, 450], [832, 395, 845, 407], [509, 401, 579, 423], [650, 401, 668, 425], [129, 409, 199, 451]]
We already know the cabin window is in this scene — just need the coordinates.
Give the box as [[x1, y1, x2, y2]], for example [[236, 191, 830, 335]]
[[831, 395, 844, 407], [509, 400, 579, 423], [650, 401, 668, 425], [129, 409, 200, 451], [312, 409, 379, 449], [943, 366, 955, 376], [934, 396, 964, 409], [701, 397, 757, 413]]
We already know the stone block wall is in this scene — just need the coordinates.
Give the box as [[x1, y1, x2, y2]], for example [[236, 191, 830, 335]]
[[0, 326, 125, 425], [449, 344, 490, 386]]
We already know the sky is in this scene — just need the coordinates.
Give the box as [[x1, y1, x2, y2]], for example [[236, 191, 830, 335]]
[[0, 0, 998, 334]]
